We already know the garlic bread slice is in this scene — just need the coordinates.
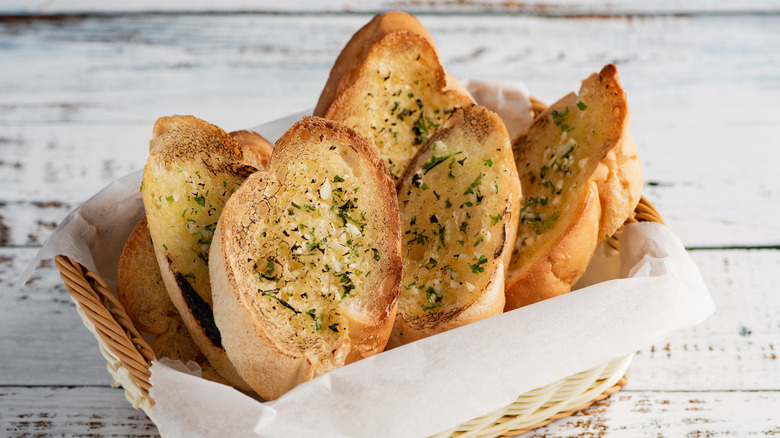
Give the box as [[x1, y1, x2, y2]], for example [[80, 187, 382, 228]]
[[315, 11, 474, 183], [141, 115, 255, 390], [390, 105, 520, 346], [210, 116, 402, 400], [506, 64, 642, 310], [121, 129, 272, 387]]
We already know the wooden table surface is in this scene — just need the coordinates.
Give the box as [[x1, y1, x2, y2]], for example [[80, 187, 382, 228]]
[[2, 1, 779, 436]]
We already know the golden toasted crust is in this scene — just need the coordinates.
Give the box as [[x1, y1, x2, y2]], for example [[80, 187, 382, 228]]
[[504, 182, 601, 309], [142, 115, 254, 390], [505, 64, 642, 310], [592, 127, 643, 240], [211, 116, 402, 400], [118, 216, 177, 335], [229, 129, 274, 170], [315, 11, 467, 116], [390, 105, 520, 346], [315, 12, 474, 183]]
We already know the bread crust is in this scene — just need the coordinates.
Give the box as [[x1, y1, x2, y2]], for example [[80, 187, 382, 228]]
[[593, 126, 643, 240], [505, 64, 642, 310], [229, 129, 274, 170], [504, 181, 600, 309], [315, 12, 474, 183], [211, 116, 402, 400], [314, 11, 468, 116], [142, 115, 254, 390], [390, 263, 506, 346], [118, 216, 177, 335]]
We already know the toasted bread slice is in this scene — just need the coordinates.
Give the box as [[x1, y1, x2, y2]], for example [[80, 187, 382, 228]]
[[120, 129, 271, 335], [505, 64, 642, 310], [120, 129, 273, 386], [390, 105, 520, 346], [315, 12, 474, 183], [210, 116, 402, 400], [141, 115, 257, 390]]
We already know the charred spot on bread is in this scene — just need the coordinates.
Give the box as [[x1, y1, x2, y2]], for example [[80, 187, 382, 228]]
[[173, 263, 222, 349], [141, 115, 258, 390], [493, 224, 507, 260]]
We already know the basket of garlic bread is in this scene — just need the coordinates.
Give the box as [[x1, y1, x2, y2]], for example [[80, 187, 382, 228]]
[[49, 11, 682, 438]]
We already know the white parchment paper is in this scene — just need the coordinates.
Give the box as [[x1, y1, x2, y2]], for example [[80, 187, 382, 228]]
[[18, 79, 715, 437], [148, 221, 713, 438]]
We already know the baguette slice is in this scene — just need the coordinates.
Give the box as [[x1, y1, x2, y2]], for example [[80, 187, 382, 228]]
[[211, 116, 402, 400], [120, 130, 272, 386], [505, 64, 642, 310], [141, 115, 258, 390], [315, 11, 474, 183], [390, 105, 521, 346]]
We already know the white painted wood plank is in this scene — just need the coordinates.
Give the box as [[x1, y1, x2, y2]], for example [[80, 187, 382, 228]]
[[1, 386, 777, 437], [0, 248, 116, 386], [527, 390, 780, 437], [0, 123, 149, 203], [0, 200, 76, 246], [0, 386, 159, 438], [2, 15, 779, 246], [629, 249, 780, 391], [4, 15, 779, 127], [2, 0, 779, 15]]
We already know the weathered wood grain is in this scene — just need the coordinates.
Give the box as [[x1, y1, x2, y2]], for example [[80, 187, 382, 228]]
[[528, 390, 780, 437], [0, 386, 160, 438], [2, 14, 779, 247], [0, 248, 116, 386], [3, 0, 779, 15], [629, 249, 780, 391], [1, 8, 778, 437], [1, 386, 777, 437]]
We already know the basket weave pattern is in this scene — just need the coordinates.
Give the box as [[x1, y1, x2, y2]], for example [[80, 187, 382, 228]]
[[54, 196, 662, 437]]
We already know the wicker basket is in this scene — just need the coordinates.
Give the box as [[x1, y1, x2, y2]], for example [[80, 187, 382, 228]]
[[54, 93, 663, 437], [54, 193, 663, 437]]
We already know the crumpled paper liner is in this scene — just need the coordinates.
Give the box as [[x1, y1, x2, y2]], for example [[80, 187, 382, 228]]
[[148, 222, 713, 438], [17, 79, 715, 438], [462, 78, 535, 140]]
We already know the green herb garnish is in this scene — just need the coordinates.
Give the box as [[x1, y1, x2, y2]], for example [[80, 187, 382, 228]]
[[463, 174, 483, 196], [468, 254, 488, 274], [421, 151, 462, 174]]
